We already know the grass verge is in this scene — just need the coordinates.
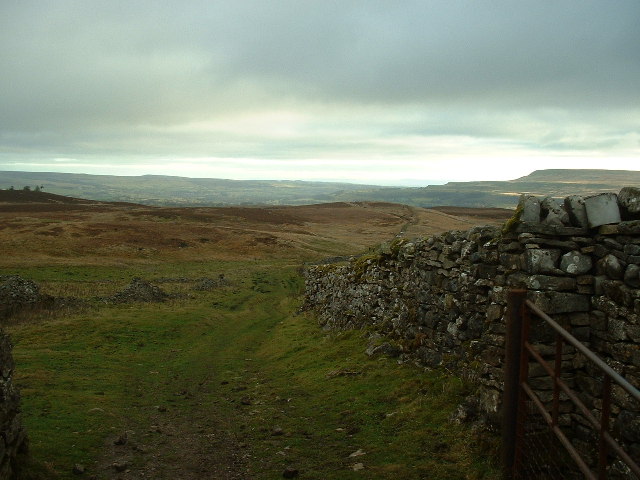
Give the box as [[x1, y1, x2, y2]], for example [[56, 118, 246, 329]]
[[6, 262, 499, 479]]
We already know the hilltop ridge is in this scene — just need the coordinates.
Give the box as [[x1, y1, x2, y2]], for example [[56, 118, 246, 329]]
[[514, 169, 640, 182], [1, 168, 638, 208]]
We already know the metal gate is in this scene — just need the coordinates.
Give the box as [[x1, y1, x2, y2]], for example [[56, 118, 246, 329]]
[[502, 289, 640, 479]]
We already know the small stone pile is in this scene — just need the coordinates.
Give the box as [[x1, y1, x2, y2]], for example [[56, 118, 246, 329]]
[[193, 275, 230, 291], [107, 278, 169, 304], [0, 275, 45, 319]]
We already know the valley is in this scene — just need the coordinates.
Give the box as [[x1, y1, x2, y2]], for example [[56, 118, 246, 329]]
[[2, 168, 639, 209]]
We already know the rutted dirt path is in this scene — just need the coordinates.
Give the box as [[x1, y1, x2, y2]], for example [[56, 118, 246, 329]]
[[91, 273, 294, 480], [97, 390, 250, 480]]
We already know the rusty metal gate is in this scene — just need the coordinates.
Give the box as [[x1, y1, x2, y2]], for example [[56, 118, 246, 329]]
[[502, 289, 640, 479]]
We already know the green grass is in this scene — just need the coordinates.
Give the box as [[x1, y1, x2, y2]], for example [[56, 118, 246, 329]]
[[6, 262, 499, 479]]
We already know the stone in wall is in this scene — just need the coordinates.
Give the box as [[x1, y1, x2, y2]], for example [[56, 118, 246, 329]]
[[525, 249, 561, 274], [541, 196, 570, 226], [585, 193, 621, 228], [519, 195, 541, 223], [619, 187, 640, 220], [527, 291, 590, 314], [624, 264, 640, 288], [560, 251, 592, 275], [564, 195, 589, 228]]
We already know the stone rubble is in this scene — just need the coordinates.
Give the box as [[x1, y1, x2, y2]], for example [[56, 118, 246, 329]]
[[106, 277, 169, 304], [192, 275, 230, 291], [0, 275, 44, 319], [0, 275, 83, 321]]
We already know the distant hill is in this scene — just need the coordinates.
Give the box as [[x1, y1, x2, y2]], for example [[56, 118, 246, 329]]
[[0, 188, 110, 205], [0, 172, 386, 206], [333, 169, 640, 208], [1, 169, 638, 208]]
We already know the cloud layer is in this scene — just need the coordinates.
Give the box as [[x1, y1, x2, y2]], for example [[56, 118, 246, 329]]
[[1, 1, 639, 183]]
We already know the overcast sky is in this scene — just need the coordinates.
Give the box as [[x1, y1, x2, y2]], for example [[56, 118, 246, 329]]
[[1, 1, 639, 185]]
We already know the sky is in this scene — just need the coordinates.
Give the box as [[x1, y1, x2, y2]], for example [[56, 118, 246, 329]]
[[1, 1, 639, 186]]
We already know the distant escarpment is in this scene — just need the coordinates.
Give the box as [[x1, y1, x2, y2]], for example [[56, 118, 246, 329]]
[[342, 169, 640, 208]]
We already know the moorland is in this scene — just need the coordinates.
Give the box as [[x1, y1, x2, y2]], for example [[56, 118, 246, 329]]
[[0, 190, 512, 479], [2, 168, 639, 208]]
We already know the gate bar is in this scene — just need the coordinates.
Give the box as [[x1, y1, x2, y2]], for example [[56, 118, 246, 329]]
[[525, 298, 640, 478], [521, 383, 597, 480], [526, 343, 640, 478], [502, 289, 527, 479], [525, 300, 640, 403]]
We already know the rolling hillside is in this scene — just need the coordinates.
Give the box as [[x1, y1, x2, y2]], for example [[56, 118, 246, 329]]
[[1, 169, 638, 208], [0, 171, 385, 207]]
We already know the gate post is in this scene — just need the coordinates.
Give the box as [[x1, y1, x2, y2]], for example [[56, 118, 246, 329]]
[[502, 289, 527, 479]]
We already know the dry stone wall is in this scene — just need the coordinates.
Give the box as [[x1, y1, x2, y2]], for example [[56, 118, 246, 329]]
[[0, 329, 27, 479], [305, 188, 640, 463]]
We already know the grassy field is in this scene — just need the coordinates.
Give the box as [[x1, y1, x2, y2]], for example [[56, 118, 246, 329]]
[[5, 260, 500, 479], [0, 198, 505, 479]]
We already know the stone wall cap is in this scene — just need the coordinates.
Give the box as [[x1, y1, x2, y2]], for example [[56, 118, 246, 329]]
[[584, 192, 621, 228], [584, 192, 619, 200]]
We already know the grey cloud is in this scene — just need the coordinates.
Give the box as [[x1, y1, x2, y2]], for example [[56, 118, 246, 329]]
[[1, 0, 639, 169], [204, 1, 640, 107]]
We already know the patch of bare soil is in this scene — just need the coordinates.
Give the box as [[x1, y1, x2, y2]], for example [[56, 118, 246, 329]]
[[97, 407, 249, 480]]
